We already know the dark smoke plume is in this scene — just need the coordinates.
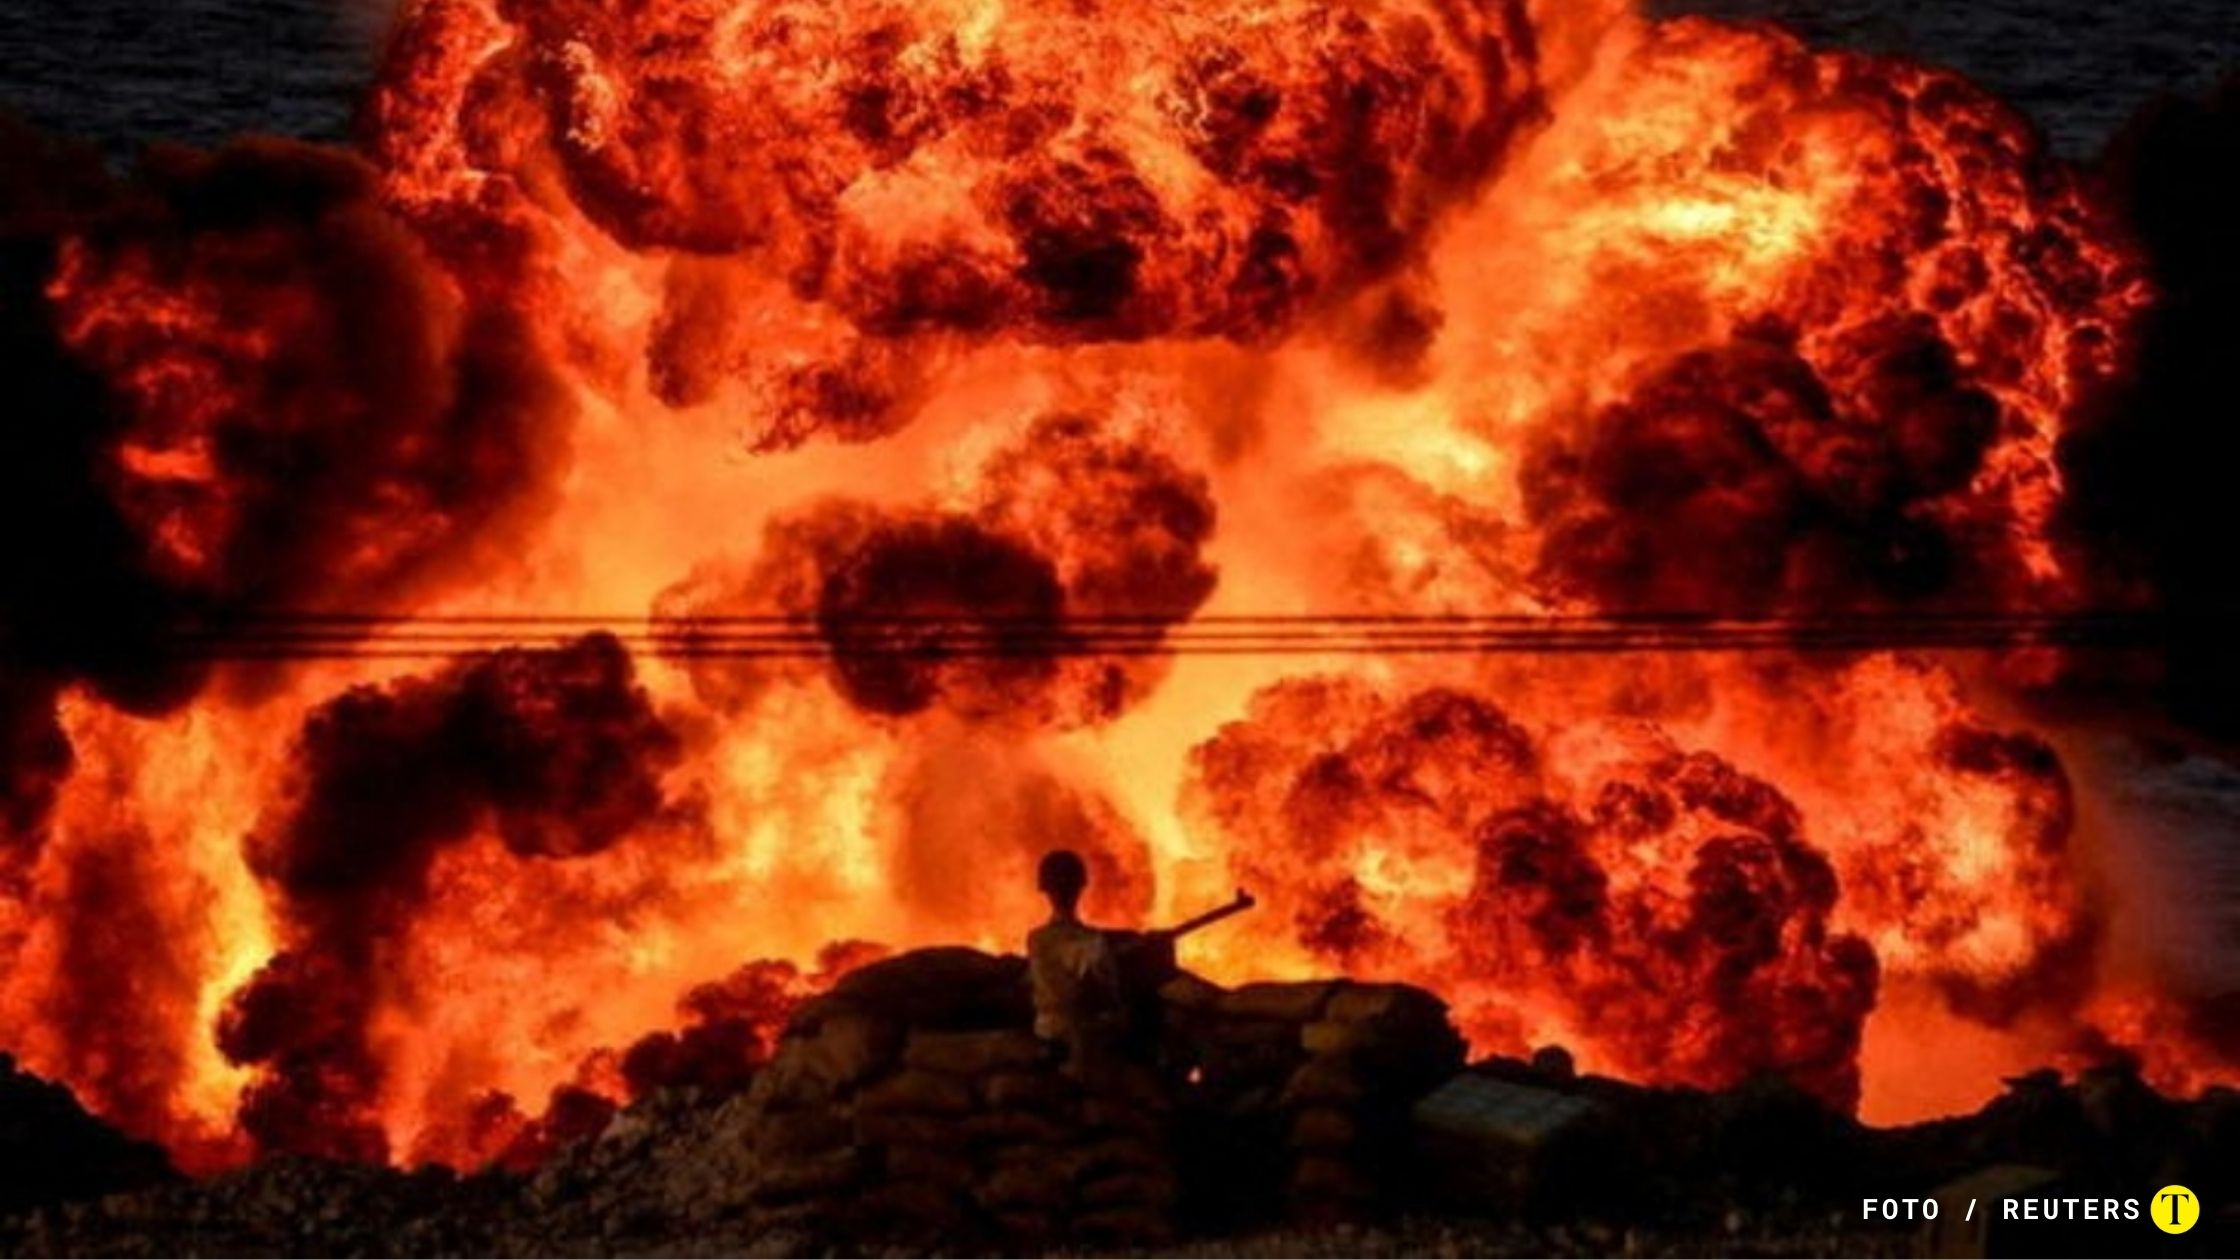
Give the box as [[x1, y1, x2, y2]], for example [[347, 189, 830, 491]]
[[2066, 72, 2240, 734], [1190, 677, 1879, 1109], [222, 634, 679, 1159], [1524, 324, 2016, 615], [0, 673, 71, 880], [1, 126, 570, 715], [655, 411, 1217, 726]]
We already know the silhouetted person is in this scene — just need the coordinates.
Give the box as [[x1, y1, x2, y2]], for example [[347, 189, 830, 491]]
[[1027, 848, 1125, 1083]]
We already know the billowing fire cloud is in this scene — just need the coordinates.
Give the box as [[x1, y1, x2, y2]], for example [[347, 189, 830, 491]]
[[0, 0, 2228, 1171]]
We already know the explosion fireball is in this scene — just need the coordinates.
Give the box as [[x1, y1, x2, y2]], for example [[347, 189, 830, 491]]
[[0, 0, 2226, 1172]]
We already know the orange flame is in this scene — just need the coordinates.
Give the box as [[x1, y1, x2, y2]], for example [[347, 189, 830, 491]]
[[0, 0, 2222, 1171]]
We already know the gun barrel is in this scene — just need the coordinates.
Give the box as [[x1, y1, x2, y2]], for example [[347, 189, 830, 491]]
[[1164, 889, 1256, 940]]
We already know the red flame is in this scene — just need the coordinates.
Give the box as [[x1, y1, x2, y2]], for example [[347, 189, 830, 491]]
[[0, 0, 2226, 1174]]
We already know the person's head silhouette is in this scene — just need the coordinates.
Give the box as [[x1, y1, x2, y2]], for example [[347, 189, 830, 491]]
[[1036, 848, 1088, 920]]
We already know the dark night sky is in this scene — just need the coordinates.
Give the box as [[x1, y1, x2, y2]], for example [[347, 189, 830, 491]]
[[0, 0, 2233, 158]]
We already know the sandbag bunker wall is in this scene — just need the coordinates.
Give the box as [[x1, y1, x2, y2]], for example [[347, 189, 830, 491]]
[[727, 948, 1470, 1247]]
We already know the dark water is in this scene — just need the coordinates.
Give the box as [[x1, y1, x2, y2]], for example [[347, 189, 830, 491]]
[[0, 1, 388, 152], [0, 0, 2233, 158], [1647, 0, 2238, 155]]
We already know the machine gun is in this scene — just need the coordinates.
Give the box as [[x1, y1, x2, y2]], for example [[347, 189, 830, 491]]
[[1101, 889, 1256, 1070], [1115, 888, 1256, 992], [1150, 888, 1257, 945]]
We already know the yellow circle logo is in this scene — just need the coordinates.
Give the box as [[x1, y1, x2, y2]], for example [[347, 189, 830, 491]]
[[2151, 1185, 2200, 1234]]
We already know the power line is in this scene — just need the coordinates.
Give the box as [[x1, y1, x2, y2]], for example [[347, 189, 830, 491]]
[[8, 610, 2198, 661]]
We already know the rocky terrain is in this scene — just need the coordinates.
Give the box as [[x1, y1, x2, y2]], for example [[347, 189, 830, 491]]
[[0, 1054, 172, 1220], [2, 949, 2236, 1257]]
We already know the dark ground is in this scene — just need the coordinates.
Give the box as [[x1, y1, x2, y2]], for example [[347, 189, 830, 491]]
[[3, 983, 2233, 1258], [6, 949, 2235, 1258]]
